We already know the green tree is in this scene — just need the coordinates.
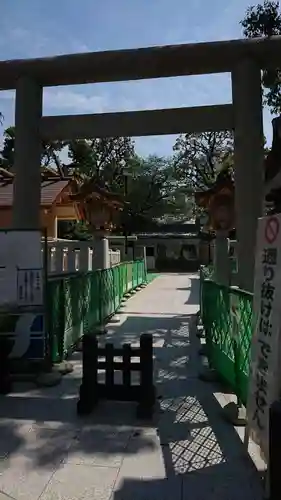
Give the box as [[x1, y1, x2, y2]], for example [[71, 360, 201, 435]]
[[67, 138, 192, 231], [123, 154, 193, 230], [67, 136, 134, 187], [173, 131, 234, 192], [241, 0, 281, 114], [0, 125, 65, 172], [0, 126, 15, 169]]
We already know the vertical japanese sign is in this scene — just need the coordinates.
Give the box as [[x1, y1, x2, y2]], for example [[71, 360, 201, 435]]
[[0, 230, 47, 360], [17, 269, 43, 306], [247, 214, 281, 460]]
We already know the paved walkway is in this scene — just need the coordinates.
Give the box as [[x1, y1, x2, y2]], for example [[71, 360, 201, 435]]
[[0, 273, 264, 500]]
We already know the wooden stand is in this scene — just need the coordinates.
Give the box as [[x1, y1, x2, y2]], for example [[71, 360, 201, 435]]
[[77, 333, 155, 419], [0, 337, 12, 394]]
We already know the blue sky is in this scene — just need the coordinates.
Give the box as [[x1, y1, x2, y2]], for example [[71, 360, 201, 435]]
[[0, 0, 274, 157]]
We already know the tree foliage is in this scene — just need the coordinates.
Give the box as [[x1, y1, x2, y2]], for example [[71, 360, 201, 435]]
[[67, 140, 192, 229], [0, 127, 194, 233], [0, 125, 65, 172], [67, 137, 134, 189], [0, 126, 15, 169], [123, 154, 192, 229], [241, 0, 281, 114], [173, 131, 234, 192]]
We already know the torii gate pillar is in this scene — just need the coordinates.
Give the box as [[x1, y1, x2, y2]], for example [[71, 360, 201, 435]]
[[232, 60, 264, 292]]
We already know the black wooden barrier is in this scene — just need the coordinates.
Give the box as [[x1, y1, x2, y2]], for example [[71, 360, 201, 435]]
[[0, 337, 12, 394], [77, 333, 155, 419]]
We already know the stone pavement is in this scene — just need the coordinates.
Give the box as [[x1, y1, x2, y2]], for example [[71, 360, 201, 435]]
[[0, 273, 264, 500]]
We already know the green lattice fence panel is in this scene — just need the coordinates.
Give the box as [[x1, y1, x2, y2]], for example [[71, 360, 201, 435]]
[[112, 265, 121, 311], [137, 260, 142, 286], [48, 271, 101, 362], [119, 263, 127, 296], [126, 262, 133, 292], [230, 288, 253, 404], [202, 279, 253, 406], [132, 261, 139, 289], [138, 260, 143, 285], [99, 268, 115, 321], [82, 271, 100, 334], [137, 259, 146, 286], [47, 260, 147, 363], [63, 274, 84, 357], [47, 278, 64, 363]]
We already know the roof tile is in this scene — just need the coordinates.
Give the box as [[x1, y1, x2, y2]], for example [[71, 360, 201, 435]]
[[0, 180, 70, 207]]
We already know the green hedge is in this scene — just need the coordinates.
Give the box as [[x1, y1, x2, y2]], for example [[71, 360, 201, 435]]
[[47, 259, 147, 363]]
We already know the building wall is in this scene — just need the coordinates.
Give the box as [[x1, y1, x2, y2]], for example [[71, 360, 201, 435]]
[[0, 208, 55, 237], [109, 236, 201, 271], [0, 206, 78, 238], [141, 237, 200, 271]]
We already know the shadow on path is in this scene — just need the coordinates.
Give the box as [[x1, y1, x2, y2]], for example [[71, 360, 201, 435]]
[[0, 273, 264, 500]]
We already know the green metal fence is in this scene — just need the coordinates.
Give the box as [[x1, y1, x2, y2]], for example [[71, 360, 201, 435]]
[[47, 259, 147, 363], [201, 277, 253, 406]]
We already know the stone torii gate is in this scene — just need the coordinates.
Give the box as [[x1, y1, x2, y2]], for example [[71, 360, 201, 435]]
[[1, 36, 279, 291]]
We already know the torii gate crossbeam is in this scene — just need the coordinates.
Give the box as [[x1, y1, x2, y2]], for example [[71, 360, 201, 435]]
[[0, 36, 269, 291]]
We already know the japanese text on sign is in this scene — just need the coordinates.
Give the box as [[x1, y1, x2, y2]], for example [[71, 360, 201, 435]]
[[247, 215, 281, 459], [17, 269, 43, 307]]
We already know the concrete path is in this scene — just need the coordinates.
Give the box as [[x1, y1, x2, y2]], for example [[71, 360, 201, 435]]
[[0, 273, 264, 500]]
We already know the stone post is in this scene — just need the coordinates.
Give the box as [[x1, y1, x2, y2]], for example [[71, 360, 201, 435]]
[[66, 242, 77, 273], [94, 237, 110, 269], [214, 231, 230, 286], [54, 246, 64, 274], [12, 77, 43, 229], [126, 247, 134, 262], [53, 217, 58, 239], [232, 59, 264, 292], [79, 242, 91, 271]]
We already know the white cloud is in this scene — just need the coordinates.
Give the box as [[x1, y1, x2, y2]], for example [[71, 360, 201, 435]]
[[43, 90, 107, 114], [0, 0, 274, 155]]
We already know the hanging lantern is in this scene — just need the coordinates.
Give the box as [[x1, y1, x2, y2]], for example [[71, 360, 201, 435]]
[[70, 179, 125, 234], [209, 189, 235, 231], [195, 172, 235, 232], [83, 199, 121, 232]]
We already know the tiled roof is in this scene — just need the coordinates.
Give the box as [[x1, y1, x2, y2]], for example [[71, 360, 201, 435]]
[[0, 179, 70, 207]]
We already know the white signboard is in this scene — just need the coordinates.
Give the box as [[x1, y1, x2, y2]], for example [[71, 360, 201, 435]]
[[247, 214, 281, 460], [0, 231, 43, 307], [17, 269, 43, 306]]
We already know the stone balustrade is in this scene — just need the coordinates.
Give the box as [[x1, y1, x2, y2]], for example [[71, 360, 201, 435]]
[[43, 239, 121, 274]]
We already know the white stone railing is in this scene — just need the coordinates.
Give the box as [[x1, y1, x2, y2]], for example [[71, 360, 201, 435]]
[[109, 249, 121, 267], [42, 239, 120, 274]]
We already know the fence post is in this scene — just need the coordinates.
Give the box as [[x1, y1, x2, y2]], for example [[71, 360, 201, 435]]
[[123, 343, 132, 391], [96, 270, 107, 334], [137, 260, 141, 287], [0, 337, 12, 394], [137, 333, 155, 418], [57, 280, 66, 362], [118, 265, 122, 307], [112, 266, 117, 311], [48, 279, 65, 365], [198, 279, 220, 383], [77, 334, 98, 415], [105, 343, 114, 396]]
